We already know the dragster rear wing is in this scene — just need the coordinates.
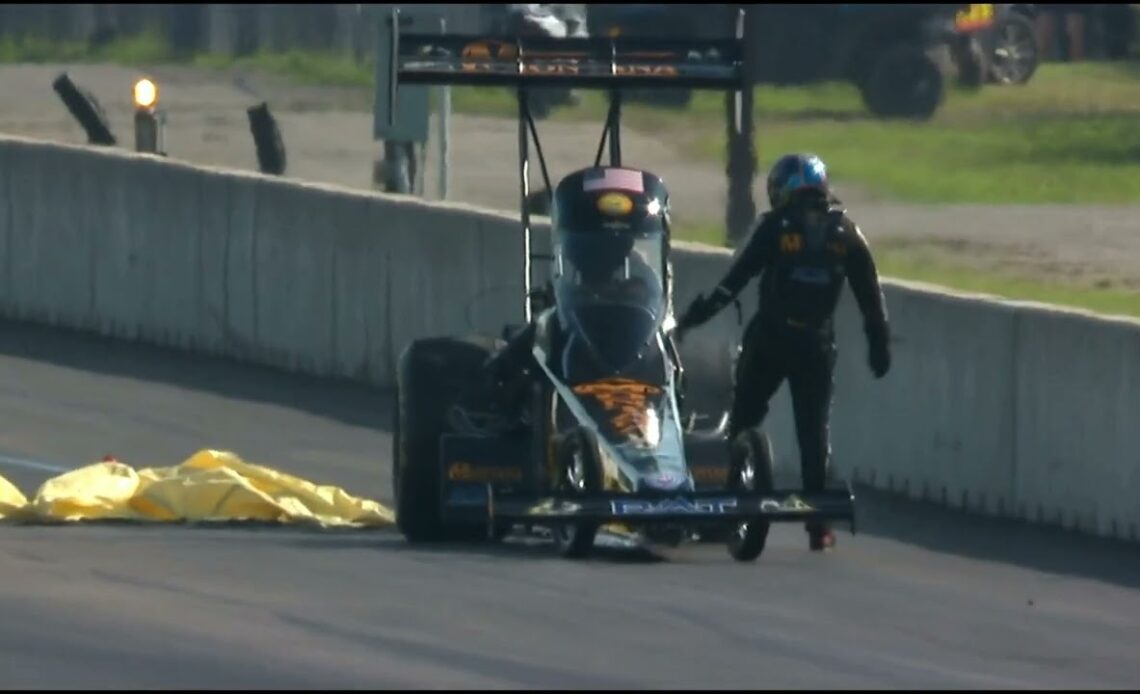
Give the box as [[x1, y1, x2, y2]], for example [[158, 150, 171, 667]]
[[383, 7, 746, 122], [380, 7, 748, 324]]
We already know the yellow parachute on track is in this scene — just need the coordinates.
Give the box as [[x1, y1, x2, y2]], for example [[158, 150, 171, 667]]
[[0, 449, 395, 528]]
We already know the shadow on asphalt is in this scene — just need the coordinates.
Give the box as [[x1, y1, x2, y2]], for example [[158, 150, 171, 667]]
[[0, 318, 393, 432], [853, 484, 1140, 591], [288, 529, 669, 565]]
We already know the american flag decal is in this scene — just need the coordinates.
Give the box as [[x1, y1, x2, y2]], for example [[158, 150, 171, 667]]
[[583, 168, 644, 194]]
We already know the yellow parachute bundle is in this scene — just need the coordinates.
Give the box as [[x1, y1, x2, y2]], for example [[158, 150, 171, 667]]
[[0, 449, 395, 528]]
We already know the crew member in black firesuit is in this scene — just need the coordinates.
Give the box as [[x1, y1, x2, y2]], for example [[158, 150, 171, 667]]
[[674, 153, 892, 551]]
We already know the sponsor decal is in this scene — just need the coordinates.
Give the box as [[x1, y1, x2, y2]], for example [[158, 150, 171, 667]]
[[690, 466, 729, 485], [643, 471, 683, 490], [611, 496, 738, 516], [461, 40, 517, 60], [611, 64, 679, 78], [458, 60, 679, 79], [447, 462, 523, 484], [460, 39, 678, 63], [780, 233, 803, 254], [447, 485, 487, 505], [759, 494, 815, 513], [596, 191, 634, 217], [526, 499, 582, 516], [789, 265, 830, 285]]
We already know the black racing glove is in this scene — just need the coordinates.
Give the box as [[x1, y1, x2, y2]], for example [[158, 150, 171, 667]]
[[865, 321, 891, 379], [675, 292, 718, 342]]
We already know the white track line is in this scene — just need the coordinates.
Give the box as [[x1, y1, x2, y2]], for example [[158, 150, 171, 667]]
[[0, 454, 69, 474]]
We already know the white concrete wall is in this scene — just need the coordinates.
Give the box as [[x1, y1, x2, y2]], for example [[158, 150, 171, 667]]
[[1009, 303, 1140, 538], [0, 135, 524, 385], [0, 134, 1136, 542]]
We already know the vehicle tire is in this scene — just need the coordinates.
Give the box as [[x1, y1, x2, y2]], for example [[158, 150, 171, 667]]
[[986, 12, 1038, 85], [393, 335, 501, 543], [726, 426, 775, 562], [551, 427, 603, 559], [859, 43, 944, 120]]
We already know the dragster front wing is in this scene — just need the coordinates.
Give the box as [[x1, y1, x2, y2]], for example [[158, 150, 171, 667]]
[[438, 433, 856, 531], [442, 484, 857, 531]]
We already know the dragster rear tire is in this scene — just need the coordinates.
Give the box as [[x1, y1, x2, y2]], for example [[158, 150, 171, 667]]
[[726, 427, 775, 562], [393, 335, 499, 543]]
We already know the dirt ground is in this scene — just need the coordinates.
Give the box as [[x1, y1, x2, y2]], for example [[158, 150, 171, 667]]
[[4, 62, 1140, 288]]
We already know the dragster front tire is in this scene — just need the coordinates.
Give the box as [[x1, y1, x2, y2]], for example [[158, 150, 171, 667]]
[[551, 427, 603, 559], [726, 427, 775, 562]]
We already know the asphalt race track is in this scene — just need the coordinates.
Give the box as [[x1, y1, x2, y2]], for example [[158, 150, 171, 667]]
[[0, 319, 1137, 689]]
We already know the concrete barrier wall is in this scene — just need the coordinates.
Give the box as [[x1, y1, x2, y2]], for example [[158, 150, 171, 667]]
[[0, 134, 1136, 542], [1010, 304, 1140, 539], [0, 135, 525, 387]]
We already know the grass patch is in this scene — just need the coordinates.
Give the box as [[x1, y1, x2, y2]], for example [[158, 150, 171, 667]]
[[193, 50, 374, 88], [691, 64, 1140, 205], [693, 114, 1140, 204], [874, 246, 1140, 319], [0, 29, 176, 65], [673, 223, 1140, 319], [0, 31, 377, 88]]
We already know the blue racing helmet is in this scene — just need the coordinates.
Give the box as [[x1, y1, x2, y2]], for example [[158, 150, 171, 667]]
[[766, 153, 830, 210]]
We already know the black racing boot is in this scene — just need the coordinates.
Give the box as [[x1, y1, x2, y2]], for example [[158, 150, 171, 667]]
[[807, 520, 836, 552]]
